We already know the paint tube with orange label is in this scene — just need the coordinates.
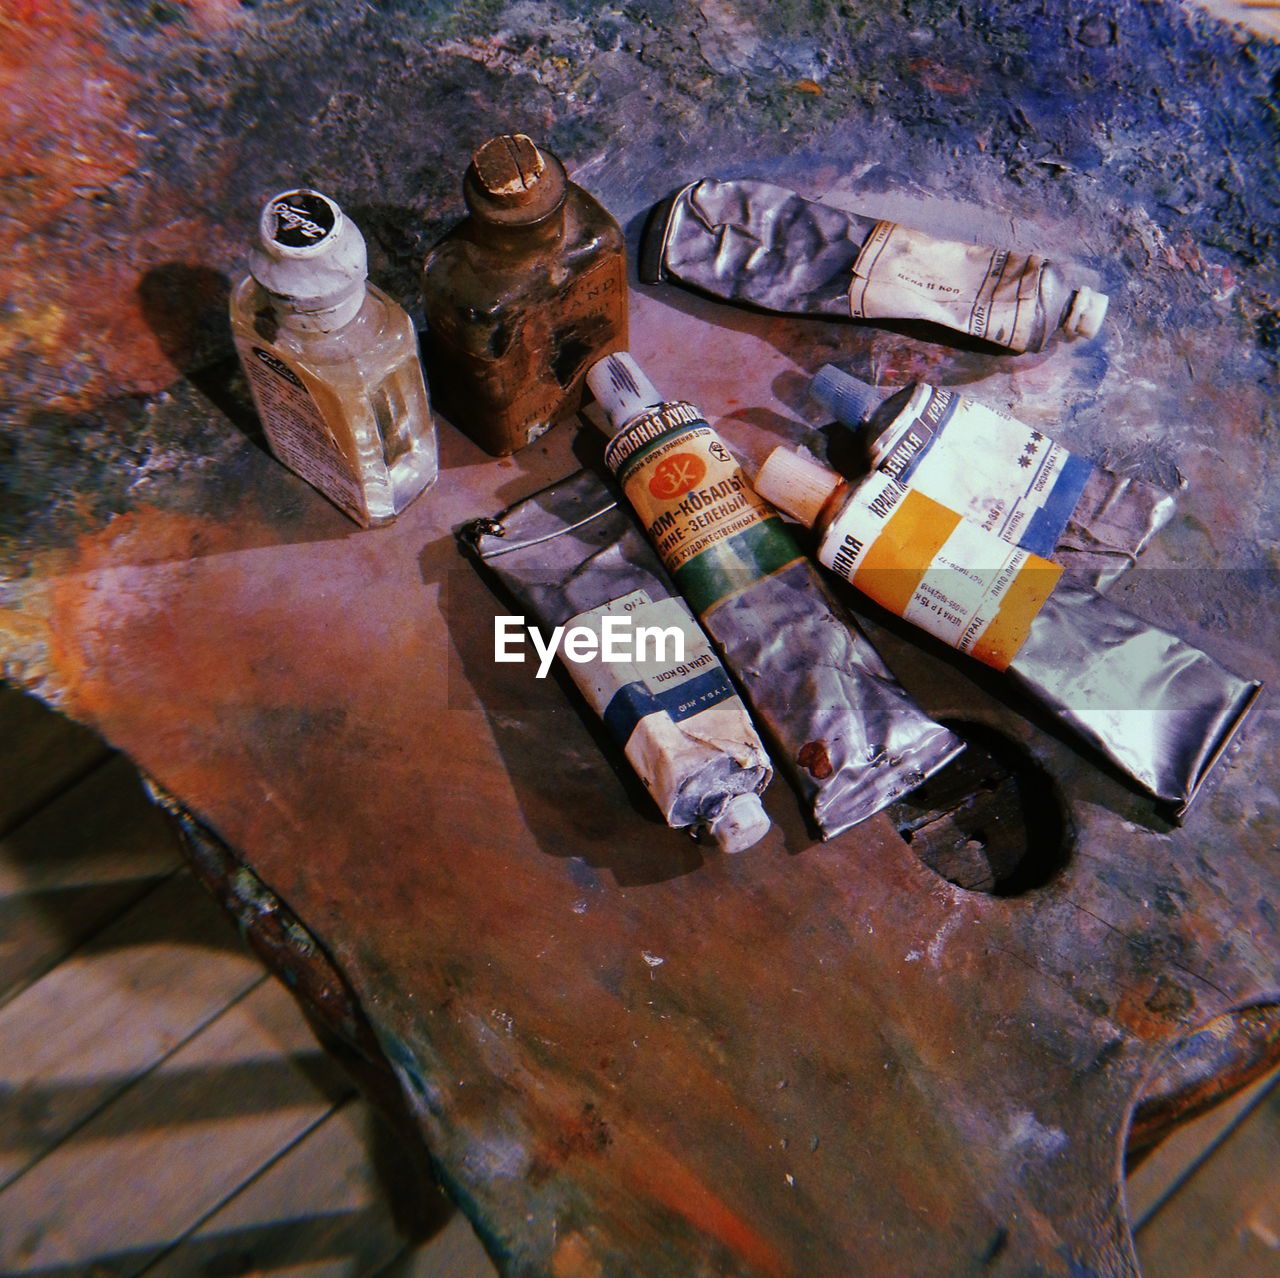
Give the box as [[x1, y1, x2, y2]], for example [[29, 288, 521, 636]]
[[587, 352, 963, 839], [754, 447, 1261, 817]]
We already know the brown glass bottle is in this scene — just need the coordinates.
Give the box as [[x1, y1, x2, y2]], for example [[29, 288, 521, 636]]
[[421, 134, 628, 456]]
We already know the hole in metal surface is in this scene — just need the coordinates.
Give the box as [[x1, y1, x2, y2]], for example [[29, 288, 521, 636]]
[[887, 720, 1072, 895]]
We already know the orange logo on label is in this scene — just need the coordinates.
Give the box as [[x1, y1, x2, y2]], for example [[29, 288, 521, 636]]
[[648, 452, 706, 499]]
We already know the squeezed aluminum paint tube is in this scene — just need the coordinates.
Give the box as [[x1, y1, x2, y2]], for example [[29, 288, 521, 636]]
[[810, 365, 1176, 591], [753, 447, 1261, 817], [642, 178, 1108, 354], [462, 469, 773, 853], [585, 352, 964, 839]]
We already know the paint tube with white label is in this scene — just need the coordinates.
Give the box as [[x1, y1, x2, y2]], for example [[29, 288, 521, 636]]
[[641, 178, 1108, 354], [810, 366, 1176, 590], [585, 352, 964, 840], [461, 469, 773, 853], [753, 447, 1261, 817]]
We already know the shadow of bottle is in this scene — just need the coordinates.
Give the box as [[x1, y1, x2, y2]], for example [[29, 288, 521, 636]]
[[136, 263, 264, 448]]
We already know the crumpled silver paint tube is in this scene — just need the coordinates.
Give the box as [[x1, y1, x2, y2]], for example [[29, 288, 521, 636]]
[[642, 177, 1108, 353], [810, 365, 1176, 591], [1012, 584, 1261, 816], [585, 352, 964, 840], [462, 469, 774, 852], [754, 447, 1261, 817]]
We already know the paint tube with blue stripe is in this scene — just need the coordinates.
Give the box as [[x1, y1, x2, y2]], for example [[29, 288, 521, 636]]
[[752, 445, 1261, 819], [461, 469, 773, 853], [810, 366, 1177, 591], [586, 352, 964, 840]]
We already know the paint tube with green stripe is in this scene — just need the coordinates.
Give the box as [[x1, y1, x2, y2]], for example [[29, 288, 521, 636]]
[[587, 352, 963, 838]]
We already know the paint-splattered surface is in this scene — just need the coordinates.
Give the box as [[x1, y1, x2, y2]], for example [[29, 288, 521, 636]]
[[2, 2, 1278, 1274]]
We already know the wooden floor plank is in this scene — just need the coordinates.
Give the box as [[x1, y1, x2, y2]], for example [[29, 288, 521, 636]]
[[0, 685, 111, 836], [1127, 1067, 1280, 1230], [0, 753, 184, 1008], [379, 1215, 500, 1278], [0, 871, 264, 1191], [1135, 1072, 1280, 1277], [0, 977, 355, 1278], [141, 1099, 415, 1278]]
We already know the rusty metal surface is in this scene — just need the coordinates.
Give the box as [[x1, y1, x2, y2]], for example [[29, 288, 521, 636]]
[[2, 2, 1279, 1275]]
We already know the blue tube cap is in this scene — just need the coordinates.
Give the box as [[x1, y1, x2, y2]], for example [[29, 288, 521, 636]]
[[809, 365, 886, 428]]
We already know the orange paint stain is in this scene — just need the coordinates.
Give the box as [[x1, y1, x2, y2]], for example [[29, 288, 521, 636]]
[[549, 1230, 603, 1278], [1, 1, 247, 406], [908, 58, 979, 96], [1, 0, 140, 405], [613, 1135, 789, 1278], [0, 1, 136, 193], [40, 506, 230, 720], [0, 598, 57, 689]]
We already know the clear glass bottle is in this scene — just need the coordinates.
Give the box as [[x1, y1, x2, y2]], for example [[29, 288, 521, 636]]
[[421, 134, 628, 457], [230, 188, 438, 527]]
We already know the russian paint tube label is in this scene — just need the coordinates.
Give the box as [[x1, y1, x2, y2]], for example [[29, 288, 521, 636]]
[[238, 342, 367, 524], [604, 403, 801, 616], [849, 222, 1046, 352], [874, 384, 1093, 558], [562, 590, 739, 747], [819, 472, 1062, 670]]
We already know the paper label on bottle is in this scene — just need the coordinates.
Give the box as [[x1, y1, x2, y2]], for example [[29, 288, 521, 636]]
[[874, 385, 1094, 558], [552, 253, 626, 374], [425, 247, 626, 454], [604, 404, 801, 616], [238, 342, 367, 524], [562, 590, 739, 745], [819, 473, 1061, 670], [849, 221, 1047, 352]]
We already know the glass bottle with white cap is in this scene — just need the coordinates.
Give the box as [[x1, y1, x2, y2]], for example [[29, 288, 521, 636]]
[[230, 188, 438, 527]]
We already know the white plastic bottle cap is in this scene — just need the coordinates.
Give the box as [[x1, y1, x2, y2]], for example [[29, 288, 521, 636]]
[[249, 188, 368, 330], [1064, 286, 1109, 340], [706, 792, 771, 853], [753, 447, 842, 529], [586, 352, 664, 431]]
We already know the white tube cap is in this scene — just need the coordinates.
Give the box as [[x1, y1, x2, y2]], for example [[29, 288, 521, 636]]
[[706, 792, 770, 854], [586, 352, 664, 431], [1064, 286, 1109, 340], [753, 447, 842, 529]]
